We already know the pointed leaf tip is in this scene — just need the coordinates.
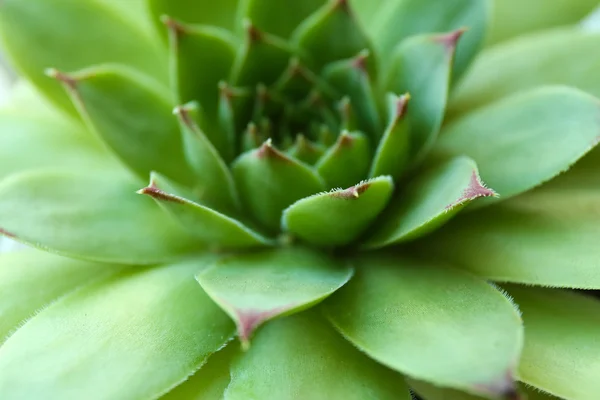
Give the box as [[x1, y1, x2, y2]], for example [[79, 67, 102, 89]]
[[446, 169, 497, 210], [0, 227, 16, 239], [330, 180, 372, 199], [235, 307, 289, 346], [136, 182, 186, 204], [45, 68, 77, 90], [434, 27, 468, 51], [160, 14, 186, 35]]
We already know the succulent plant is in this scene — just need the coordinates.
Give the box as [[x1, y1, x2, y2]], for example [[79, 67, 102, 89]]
[[1, 0, 600, 399]]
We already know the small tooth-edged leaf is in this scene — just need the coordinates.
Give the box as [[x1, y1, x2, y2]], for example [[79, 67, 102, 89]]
[[0, 0, 167, 114], [147, 0, 240, 34], [409, 379, 553, 400], [436, 86, 600, 202], [487, 0, 599, 45], [385, 30, 463, 162], [162, 344, 237, 400], [292, 0, 375, 71], [251, 84, 284, 123], [0, 259, 235, 399], [282, 176, 394, 247], [363, 157, 496, 249], [324, 255, 523, 398], [371, 0, 491, 80], [224, 311, 411, 400], [241, 0, 326, 38], [164, 18, 236, 116], [49, 65, 196, 186], [0, 249, 122, 345], [197, 247, 353, 346], [231, 140, 327, 231], [422, 187, 600, 289], [505, 285, 600, 399], [217, 83, 253, 157], [0, 110, 122, 180], [285, 134, 325, 165], [319, 124, 337, 147], [316, 131, 371, 189], [369, 93, 411, 180], [138, 172, 272, 250], [0, 170, 201, 265], [230, 22, 293, 87], [338, 96, 359, 131], [323, 51, 383, 137], [174, 103, 240, 213], [450, 30, 600, 117], [241, 122, 264, 152], [274, 58, 318, 100]]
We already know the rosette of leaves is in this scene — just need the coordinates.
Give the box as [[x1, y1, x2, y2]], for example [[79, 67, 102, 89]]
[[1, 0, 600, 399]]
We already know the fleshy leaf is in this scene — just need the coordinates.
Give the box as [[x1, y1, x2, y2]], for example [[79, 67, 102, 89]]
[[324, 255, 523, 397], [371, 0, 490, 80], [174, 103, 240, 213], [286, 134, 325, 165], [197, 247, 352, 345], [506, 285, 600, 398], [148, 0, 240, 33], [241, 0, 326, 38], [450, 30, 600, 117], [49, 65, 196, 186], [422, 188, 600, 288], [363, 157, 496, 249], [369, 93, 411, 180], [282, 176, 394, 247], [224, 311, 411, 400], [409, 379, 556, 400], [0, 250, 121, 344], [230, 23, 292, 87], [231, 140, 326, 231], [165, 18, 236, 116], [0, 110, 121, 180], [385, 30, 463, 162], [436, 86, 600, 201], [486, 0, 599, 45], [292, 0, 374, 71], [162, 344, 237, 400], [0, 259, 235, 399], [316, 131, 371, 189], [322, 51, 382, 137], [0, 170, 201, 264], [217, 83, 253, 156], [138, 172, 272, 250], [0, 0, 167, 114]]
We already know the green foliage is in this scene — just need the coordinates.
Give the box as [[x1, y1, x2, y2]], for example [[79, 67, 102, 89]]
[[0, 0, 599, 398]]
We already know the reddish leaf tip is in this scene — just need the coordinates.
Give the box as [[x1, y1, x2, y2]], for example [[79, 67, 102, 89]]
[[351, 50, 370, 71], [0, 227, 16, 239], [333, 0, 351, 12], [338, 131, 355, 147], [235, 307, 287, 346], [137, 184, 185, 204], [394, 93, 411, 120], [243, 19, 263, 42], [330, 181, 371, 199], [473, 371, 520, 400], [434, 28, 468, 51], [161, 15, 187, 35], [447, 170, 497, 210], [45, 68, 77, 90], [255, 139, 289, 163]]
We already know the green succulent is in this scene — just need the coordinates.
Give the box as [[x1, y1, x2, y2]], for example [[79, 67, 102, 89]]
[[1, 0, 600, 399]]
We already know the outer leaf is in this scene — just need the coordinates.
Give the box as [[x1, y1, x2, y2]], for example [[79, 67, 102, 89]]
[[450, 30, 600, 117], [230, 24, 292, 87], [292, 0, 374, 71], [165, 19, 236, 116], [162, 344, 236, 400], [423, 188, 600, 288], [0, 111, 120, 180], [363, 157, 496, 249], [385, 31, 462, 161], [486, 0, 599, 45], [324, 256, 523, 397], [323, 52, 382, 137], [0, 250, 121, 344], [241, 0, 326, 38], [224, 311, 411, 400], [369, 93, 410, 180], [316, 131, 371, 189], [174, 103, 240, 213], [138, 172, 272, 250], [436, 86, 600, 201], [409, 379, 558, 400], [506, 285, 600, 399], [371, 0, 490, 79], [148, 0, 240, 33], [231, 140, 326, 231], [282, 176, 394, 246], [197, 247, 352, 344], [0, 259, 235, 399], [50, 65, 196, 186], [0, 170, 200, 265], [0, 0, 166, 114]]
